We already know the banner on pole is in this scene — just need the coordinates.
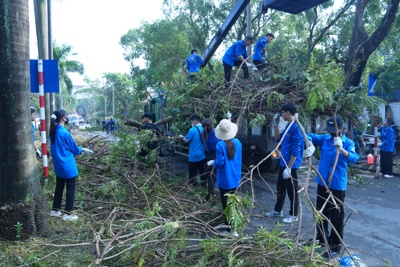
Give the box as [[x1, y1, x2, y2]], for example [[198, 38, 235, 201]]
[[30, 59, 59, 93]]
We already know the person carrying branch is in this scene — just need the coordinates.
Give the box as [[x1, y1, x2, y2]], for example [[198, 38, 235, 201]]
[[306, 115, 359, 258], [264, 101, 304, 224]]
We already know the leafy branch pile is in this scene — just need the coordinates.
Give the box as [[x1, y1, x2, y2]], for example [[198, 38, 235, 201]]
[[0, 133, 332, 267]]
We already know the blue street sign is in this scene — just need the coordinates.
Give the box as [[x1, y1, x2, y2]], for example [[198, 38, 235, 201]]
[[30, 60, 60, 93], [368, 73, 376, 96]]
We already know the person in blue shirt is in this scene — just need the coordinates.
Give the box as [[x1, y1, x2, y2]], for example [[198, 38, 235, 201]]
[[252, 33, 274, 71], [186, 49, 204, 85], [306, 115, 359, 258], [265, 102, 304, 224], [222, 35, 254, 88], [31, 108, 41, 158], [108, 118, 115, 134], [202, 118, 222, 201], [379, 118, 395, 178], [49, 109, 93, 221], [207, 119, 242, 237], [181, 113, 207, 186]]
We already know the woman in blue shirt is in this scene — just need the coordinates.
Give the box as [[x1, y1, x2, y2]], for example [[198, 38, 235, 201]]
[[207, 119, 242, 236], [49, 109, 92, 221], [379, 118, 395, 178]]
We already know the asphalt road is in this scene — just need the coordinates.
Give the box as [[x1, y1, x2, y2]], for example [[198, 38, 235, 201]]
[[163, 154, 399, 267]]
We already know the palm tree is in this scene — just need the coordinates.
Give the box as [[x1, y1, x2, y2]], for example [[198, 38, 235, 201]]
[[0, 0, 49, 240], [53, 42, 84, 109]]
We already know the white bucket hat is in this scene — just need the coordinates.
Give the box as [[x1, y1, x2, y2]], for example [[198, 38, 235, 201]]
[[215, 119, 238, 140]]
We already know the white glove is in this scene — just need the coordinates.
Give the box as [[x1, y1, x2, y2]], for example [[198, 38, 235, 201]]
[[35, 149, 41, 157], [378, 142, 382, 147], [283, 168, 291, 179], [179, 135, 184, 139], [273, 113, 280, 126], [207, 160, 215, 166], [304, 143, 315, 158], [334, 137, 343, 149], [226, 111, 232, 119], [245, 62, 252, 67], [82, 148, 94, 154]]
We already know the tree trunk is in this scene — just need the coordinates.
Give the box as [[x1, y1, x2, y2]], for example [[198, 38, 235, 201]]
[[343, 0, 399, 88], [0, 0, 49, 240]]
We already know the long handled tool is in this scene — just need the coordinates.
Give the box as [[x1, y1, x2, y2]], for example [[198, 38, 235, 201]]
[[374, 147, 380, 179]]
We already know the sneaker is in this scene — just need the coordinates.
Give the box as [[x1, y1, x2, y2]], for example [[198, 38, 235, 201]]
[[222, 230, 239, 237], [62, 214, 79, 221], [49, 210, 62, 217], [264, 210, 283, 218], [282, 215, 298, 224], [384, 174, 393, 178]]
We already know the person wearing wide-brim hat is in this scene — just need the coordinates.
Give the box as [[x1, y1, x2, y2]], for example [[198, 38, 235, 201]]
[[207, 119, 242, 236]]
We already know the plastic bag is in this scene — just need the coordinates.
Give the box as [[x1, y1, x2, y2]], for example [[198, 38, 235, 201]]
[[339, 254, 367, 267]]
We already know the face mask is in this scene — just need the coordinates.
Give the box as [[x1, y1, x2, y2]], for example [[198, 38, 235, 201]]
[[64, 117, 69, 125], [329, 132, 341, 138]]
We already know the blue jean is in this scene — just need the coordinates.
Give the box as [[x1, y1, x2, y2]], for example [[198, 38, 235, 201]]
[[52, 177, 76, 213]]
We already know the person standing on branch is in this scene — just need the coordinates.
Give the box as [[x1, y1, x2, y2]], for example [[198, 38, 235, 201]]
[[252, 33, 274, 71], [49, 109, 93, 221], [138, 112, 161, 176], [265, 102, 304, 224], [379, 118, 395, 178], [180, 113, 207, 187], [306, 115, 359, 258], [222, 36, 256, 88], [186, 49, 204, 85], [207, 119, 242, 237]]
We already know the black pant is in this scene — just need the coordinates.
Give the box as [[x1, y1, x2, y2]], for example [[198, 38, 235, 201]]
[[380, 150, 393, 175], [253, 59, 267, 71], [188, 158, 207, 185], [316, 184, 345, 251], [52, 177, 76, 213], [205, 151, 217, 197], [219, 187, 237, 225], [223, 60, 249, 87], [274, 166, 299, 216]]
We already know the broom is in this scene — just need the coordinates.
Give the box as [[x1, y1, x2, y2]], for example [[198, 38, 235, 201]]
[[374, 147, 380, 179]]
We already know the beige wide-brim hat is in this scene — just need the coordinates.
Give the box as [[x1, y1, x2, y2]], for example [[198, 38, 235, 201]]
[[215, 119, 238, 140]]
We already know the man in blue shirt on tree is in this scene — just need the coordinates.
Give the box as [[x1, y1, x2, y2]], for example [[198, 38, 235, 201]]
[[186, 49, 204, 85], [265, 101, 304, 224], [306, 115, 359, 258], [252, 33, 274, 71], [222, 35, 255, 88]]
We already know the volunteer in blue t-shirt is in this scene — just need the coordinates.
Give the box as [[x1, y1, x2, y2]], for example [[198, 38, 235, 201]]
[[49, 109, 93, 221], [379, 118, 395, 178], [222, 35, 254, 88], [265, 102, 304, 224], [306, 115, 359, 258], [186, 49, 204, 84], [207, 119, 242, 237], [252, 33, 274, 71], [181, 113, 207, 186]]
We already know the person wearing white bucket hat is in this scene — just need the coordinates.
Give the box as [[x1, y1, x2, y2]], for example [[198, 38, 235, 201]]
[[208, 119, 242, 236]]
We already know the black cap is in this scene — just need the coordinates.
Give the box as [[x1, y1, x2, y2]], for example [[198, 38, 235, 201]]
[[189, 113, 201, 121], [31, 108, 36, 114], [191, 49, 198, 54], [142, 112, 153, 119], [245, 35, 254, 43], [325, 116, 344, 133]]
